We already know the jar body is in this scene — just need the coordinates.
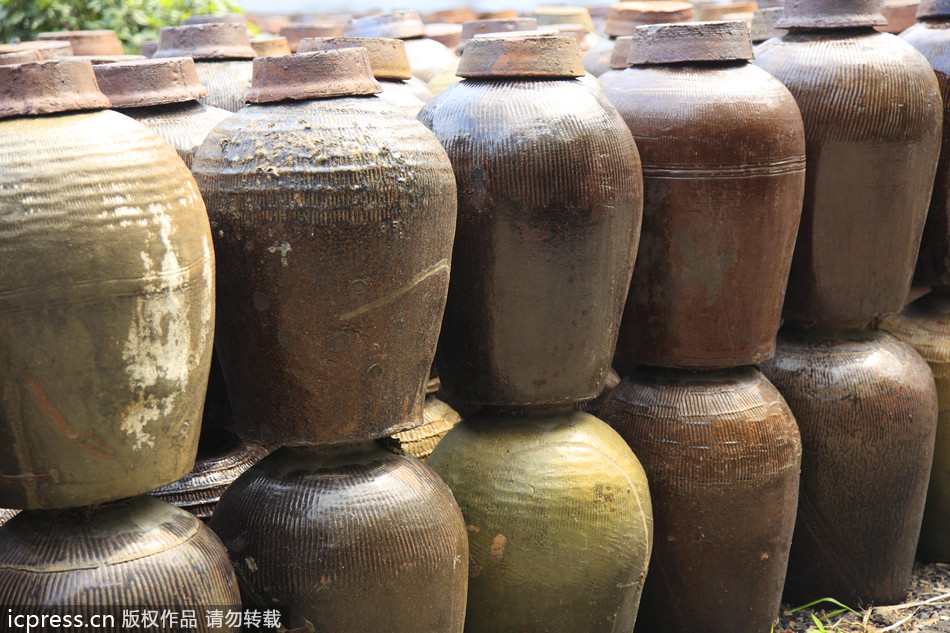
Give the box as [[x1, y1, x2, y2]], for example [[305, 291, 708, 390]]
[[194, 60, 254, 113], [121, 101, 231, 169]]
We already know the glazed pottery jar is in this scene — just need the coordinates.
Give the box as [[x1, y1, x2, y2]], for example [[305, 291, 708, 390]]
[[419, 32, 642, 406], [602, 366, 801, 633], [754, 0, 942, 321], [604, 21, 806, 368], [427, 408, 653, 633], [153, 23, 256, 112], [279, 22, 344, 51], [761, 326, 938, 605], [209, 442, 468, 632], [597, 35, 633, 88], [0, 496, 240, 626], [192, 49, 457, 445], [344, 10, 458, 82], [37, 30, 123, 55], [0, 58, 214, 509]]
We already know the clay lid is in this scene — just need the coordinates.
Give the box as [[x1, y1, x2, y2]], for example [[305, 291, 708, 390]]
[[605, 2, 695, 36], [693, 1, 759, 20], [461, 18, 539, 42], [0, 40, 73, 59], [93, 57, 208, 108], [777, 0, 887, 28], [457, 32, 585, 78], [918, 0, 950, 18], [184, 13, 249, 26], [37, 30, 123, 56], [627, 21, 754, 64], [751, 7, 786, 41], [76, 54, 147, 64], [343, 10, 427, 39], [756, 0, 785, 7], [531, 6, 597, 33], [0, 58, 110, 119], [0, 49, 44, 65], [425, 23, 464, 49], [153, 23, 256, 60], [297, 37, 412, 79], [424, 7, 479, 23], [609, 35, 635, 69], [140, 41, 159, 58], [280, 22, 345, 51], [480, 9, 520, 19], [250, 35, 292, 57], [245, 48, 381, 103]]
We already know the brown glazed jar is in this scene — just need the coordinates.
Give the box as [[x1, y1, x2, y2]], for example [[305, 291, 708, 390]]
[[0, 496, 240, 628], [192, 49, 457, 445], [153, 23, 256, 112], [279, 22, 344, 51], [344, 10, 459, 82], [208, 442, 468, 632], [881, 291, 950, 562], [298, 37, 431, 116], [754, 0, 942, 322], [0, 59, 214, 509], [93, 57, 231, 168], [419, 33, 642, 407], [902, 3, 950, 287], [604, 22, 806, 369], [602, 366, 802, 633], [761, 326, 938, 605], [37, 29, 123, 55]]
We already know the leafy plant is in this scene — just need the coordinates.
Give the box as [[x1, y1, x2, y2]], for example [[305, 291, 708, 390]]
[[0, 0, 245, 53]]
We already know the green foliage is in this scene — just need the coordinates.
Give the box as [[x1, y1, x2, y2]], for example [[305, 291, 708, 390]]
[[0, 0, 245, 53]]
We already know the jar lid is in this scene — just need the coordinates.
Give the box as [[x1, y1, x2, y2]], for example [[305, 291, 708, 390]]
[[279, 22, 345, 51], [76, 54, 147, 64], [250, 35, 292, 57], [0, 58, 110, 119], [183, 13, 249, 26], [297, 37, 412, 80], [776, 0, 887, 28], [93, 57, 208, 108], [457, 32, 585, 78], [424, 23, 464, 50], [609, 35, 634, 69], [627, 21, 754, 64], [424, 7, 478, 23], [153, 23, 256, 60], [0, 49, 44, 65], [37, 30, 123, 56], [751, 7, 785, 42], [547, 23, 589, 48], [343, 10, 427, 39], [140, 41, 158, 58], [531, 5, 597, 33], [918, 0, 950, 19], [245, 48, 381, 103], [0, 40, 73, 59], [605, 2, 695, 36], [461, 18, 539, 42]]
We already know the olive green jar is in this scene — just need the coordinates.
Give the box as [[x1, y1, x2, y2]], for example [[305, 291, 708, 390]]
[[0, 58, 214, 509]]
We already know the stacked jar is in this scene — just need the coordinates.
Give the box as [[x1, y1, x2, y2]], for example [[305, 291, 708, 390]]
[[755, 0, 942, 606], [191, 47, 469, 632], [419, 31, 653, 633]]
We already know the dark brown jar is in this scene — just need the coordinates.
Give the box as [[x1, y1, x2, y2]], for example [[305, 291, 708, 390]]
[[37, 29, 123, 55], [754, 0, 942, 322], [761, 325, 938, 605], [602, 366, 801, 633], [419, 32, 642, 407], [153, 23, 255, 112], [604, 22, 806, 369], [208, 442, 468, 632], [192, 49, 457, 445], [0, 496, 240, 628], [902, 2, 950, 288], [0, 59, 214, 509], [344, 10, 458, 82]]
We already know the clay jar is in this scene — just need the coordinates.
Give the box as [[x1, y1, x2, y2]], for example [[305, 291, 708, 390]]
[[297, 37, 431, 117], [192, 49, 457, 445], [93, 57, 231, 168], [761, 326, 938, 605], [881, 291, 950, 562], [37, 29, 123, 55], [902, 3, 950, 287], [602, 366, 801, 633], [153, 23, 256, 112], [597, 35, 634, 88], [0, 59, 214, 509], [419, 32, 643, 406], [754, 0, 942, 321], [0, 496, 240, 625], [427, 408, 653, 633], [343, 10, 458, 82], [208, 442, 468, 632], [604, 22, 806, 369]]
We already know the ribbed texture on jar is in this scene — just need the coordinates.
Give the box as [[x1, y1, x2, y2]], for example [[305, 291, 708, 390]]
[[194, 59, 253, 112], [121, 101, 231, 169], [403, 37, 459, 82], [0, 110, 214, 509], [192, 96, 456, 445], [604, 62, 805, 368], [427, 409, 652, 633], [392, 396, 462, 460], [761, 327, 938, 605], [419, 79, 642, 406], [755, 30, 942, 321], [209, 444, 468, 632]]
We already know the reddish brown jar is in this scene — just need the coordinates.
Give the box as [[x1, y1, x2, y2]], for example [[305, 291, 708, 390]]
[[153, 23, 256, 112], [419, 33, 642, 407], [761, 326, 938, 605], [37, 30, 123, 55], [604, 22, 806, 368], [602, 366, 801, 633], [192, 49, 457, 445], [754, 0, 942, 321], [344, 10, 458, 82]]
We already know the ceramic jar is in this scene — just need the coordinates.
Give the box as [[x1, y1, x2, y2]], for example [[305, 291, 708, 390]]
[[192, 49, 457, 445], [37, 30, 123, 55], [419, 32, 642, 406], [344, 11, 458, 82], [754, 0, 942, 321], [0, 58, 214, 509], [604, 21, 806, 368], [597, 35, 633, 88]]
